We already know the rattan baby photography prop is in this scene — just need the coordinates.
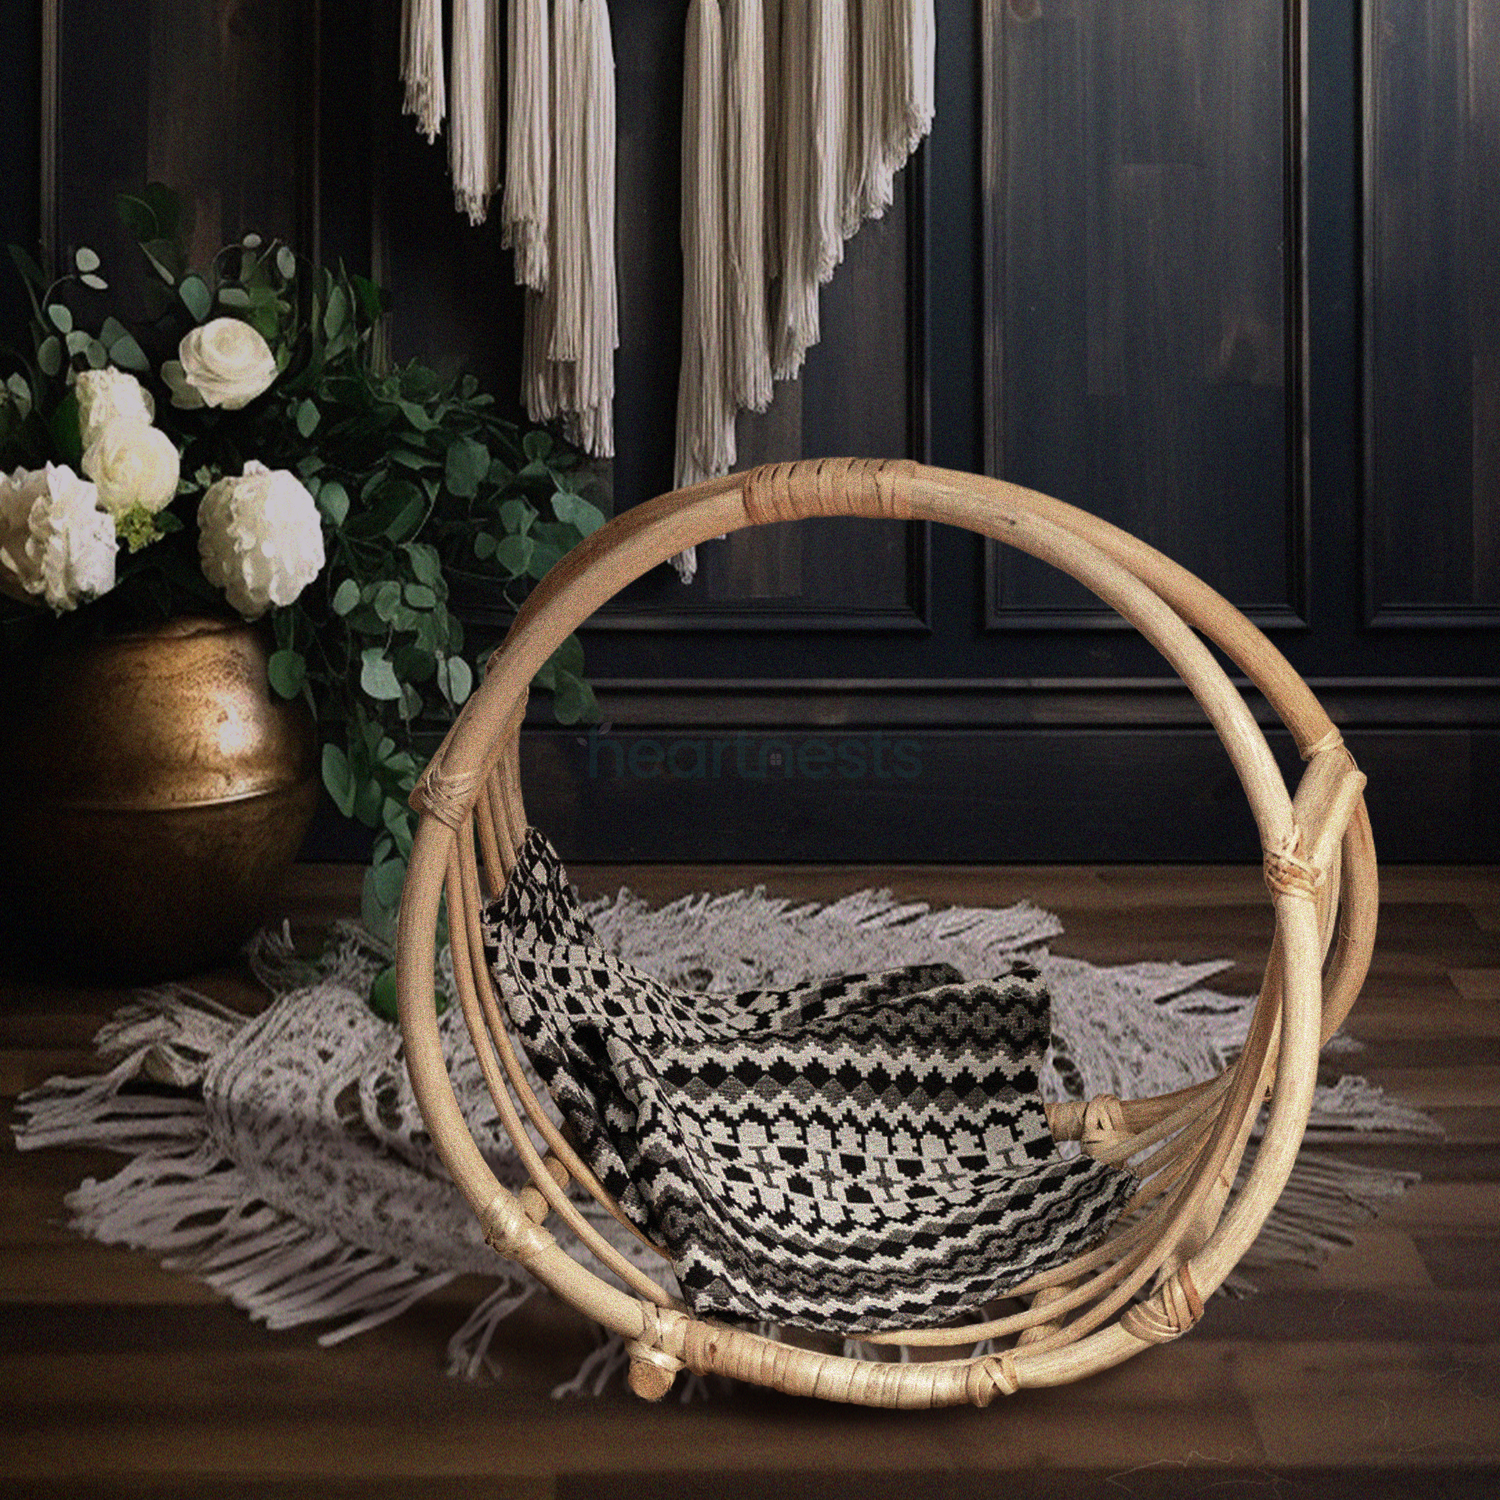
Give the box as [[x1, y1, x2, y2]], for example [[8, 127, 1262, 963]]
[[396, 458, 1376, 1407]]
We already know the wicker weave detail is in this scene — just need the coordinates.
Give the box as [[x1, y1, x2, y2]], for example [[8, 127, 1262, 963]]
[[1299, 726, 1344, 761], [625, 1301, 689, 1400], [1081, 1093, 1129, 1156], [480, 1190, 556, 1271], [411, 759, 486, 829], [1121, 1266, 1204, 1344], [741, 457, 915, 526], [1263, 836, 1323, 902], [965, 1353, 1021, 1407]]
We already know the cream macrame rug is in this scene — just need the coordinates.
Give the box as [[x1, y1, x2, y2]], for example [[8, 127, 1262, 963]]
[[13, 882, 1437, 1397]]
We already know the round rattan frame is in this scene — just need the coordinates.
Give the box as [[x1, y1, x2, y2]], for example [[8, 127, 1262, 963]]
[[396, 458, 1376, 1407]]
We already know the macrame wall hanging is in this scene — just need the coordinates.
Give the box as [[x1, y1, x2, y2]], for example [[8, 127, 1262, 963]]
[[399, 0, 936, 580]]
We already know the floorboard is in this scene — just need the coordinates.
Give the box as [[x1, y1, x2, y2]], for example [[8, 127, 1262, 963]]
[[2, 862, 1498, 1496]]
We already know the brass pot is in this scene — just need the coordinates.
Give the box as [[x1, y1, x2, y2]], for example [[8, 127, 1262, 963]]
[[0, 616, 319, 981]]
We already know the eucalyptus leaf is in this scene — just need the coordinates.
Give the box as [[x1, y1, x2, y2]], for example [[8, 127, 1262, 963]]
[[296, 398, 320, 437], [276, 246, 297, 280], [526, 542, 563, 580], [444, 436, 489, 498], [267, 649, 306, 699], [495, 534, 534, 577], [372, 580, 402, 621], [318, 481, 350, 527], [404, 542, 442, 586], [323, 283, 348, 341], [64, 330, 91, 355], [552, 671, 588, 725], [385, 495, 424, 542], [360, 649, 403, 701], [80, 274, 108, 291], [522, 429, 552, 461], [107, 331, 149, 373], [218, 285, 252, 308], [498, 498, 534, 533], [322, 742, 357, 817], [46, 303, 72, 334], [552, 490, 606, 535], [404, 582, 437, 608], [115, 194, 157, 242], [8, 243, 46, 291], [371, 857, 407, 909], [179, 275, 211, 322], [36, 336, 62, 376]]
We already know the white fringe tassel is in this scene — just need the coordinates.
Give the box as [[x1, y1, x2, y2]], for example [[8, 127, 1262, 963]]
[[517, 0, 618, 461], [502, 0, 552, 291], [676, 0, 735, 491], [400, 0, 447, 142], [449, 0, 502, 224], [675, 0, 940, 560], [725, 0, 774, 416]]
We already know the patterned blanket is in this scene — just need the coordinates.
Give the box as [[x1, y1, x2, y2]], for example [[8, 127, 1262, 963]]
[[483, 831, 1135, 1333]]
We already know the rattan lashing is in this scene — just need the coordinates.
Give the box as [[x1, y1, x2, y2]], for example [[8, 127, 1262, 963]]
[[395, 459, 1376, 1406]]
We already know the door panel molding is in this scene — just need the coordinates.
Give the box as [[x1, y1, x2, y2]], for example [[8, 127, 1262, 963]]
[[980, 0, 1312, 632]]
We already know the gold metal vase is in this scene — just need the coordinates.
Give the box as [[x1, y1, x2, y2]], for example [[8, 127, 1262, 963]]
[[0, 616, 319, 982]]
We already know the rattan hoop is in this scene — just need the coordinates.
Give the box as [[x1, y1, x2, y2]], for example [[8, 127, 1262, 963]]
[[396, 459, 1376, 1406]]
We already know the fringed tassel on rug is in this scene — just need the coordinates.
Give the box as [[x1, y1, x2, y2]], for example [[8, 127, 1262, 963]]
[[14, 882, 1439, 1395], [449, 0, 502, 224], [400, 0, 447, 142], [502, 0, 552, 291]]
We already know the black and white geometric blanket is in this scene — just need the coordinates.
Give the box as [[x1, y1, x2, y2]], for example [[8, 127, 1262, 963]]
[[482, 830, 1136, 1334]]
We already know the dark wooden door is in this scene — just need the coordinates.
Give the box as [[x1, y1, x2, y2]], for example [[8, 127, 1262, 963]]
[[14, 0, 1498, 861]]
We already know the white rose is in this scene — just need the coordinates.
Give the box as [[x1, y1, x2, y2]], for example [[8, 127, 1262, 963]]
[[81, 418, 181, 516], [0, 464, 116, 612], [198, 461, 325, 618], [74, 367, 156, 446], [168, 317, 278, 410]]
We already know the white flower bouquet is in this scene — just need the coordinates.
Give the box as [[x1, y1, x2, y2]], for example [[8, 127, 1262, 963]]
[[2, 183, 604, 952]]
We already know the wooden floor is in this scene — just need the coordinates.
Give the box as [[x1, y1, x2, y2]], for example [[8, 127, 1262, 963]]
[[3, 862, 1498, 1498]]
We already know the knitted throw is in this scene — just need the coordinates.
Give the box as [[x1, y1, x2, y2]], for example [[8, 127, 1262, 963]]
[[485, 831, 1136, 1332]]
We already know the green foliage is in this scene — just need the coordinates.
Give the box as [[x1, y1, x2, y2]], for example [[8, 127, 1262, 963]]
[[1, 183, 608, 980]]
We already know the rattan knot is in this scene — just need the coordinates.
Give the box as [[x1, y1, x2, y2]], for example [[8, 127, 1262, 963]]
[[480, 1190, 556, 1271], [1263, 834, 1323, 902], [626, 1301, 688, 1401], [412, 758, 486, 829], [1121, 1266, 1204, 1345], [966, 1352, 1020, 1407], [1081, 1093, 1128, 1154], [1299, 726, 1344, 761], [740, 457, 914, 526]]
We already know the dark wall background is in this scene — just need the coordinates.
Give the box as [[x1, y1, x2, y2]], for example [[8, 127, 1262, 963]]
[[4, 0, 1496, 862]]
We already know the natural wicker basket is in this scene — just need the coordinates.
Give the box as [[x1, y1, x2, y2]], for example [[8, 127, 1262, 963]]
[[396, 459, 1376, 1406]]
